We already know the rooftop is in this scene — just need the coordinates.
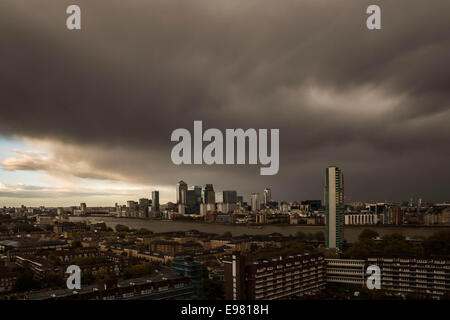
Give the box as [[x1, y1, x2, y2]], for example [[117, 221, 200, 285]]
[[25, 270, 184, 300]]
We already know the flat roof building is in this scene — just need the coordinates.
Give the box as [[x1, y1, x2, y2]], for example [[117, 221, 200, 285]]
[[224, 252, 326, 300]]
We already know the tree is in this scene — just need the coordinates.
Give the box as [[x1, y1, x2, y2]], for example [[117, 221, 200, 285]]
[[358, 287, 389, 300], [95, 268, 117, 282], [82, 271, 95, 286], [43, 272, 64, 289], [71, 256, 107, 266], [318, 247, 339, 258], [13, 270, 41, 292], [346, 238, 378, 258], [0, 224, 8, 234], [423, 230, 450, 256], [383, 233, 418, 256], [221, 231, 232, 238], [72, 240, 82, 248], [314, 231, 325, 241], [306, 233, 315, 241], [115, 224, 130, 232], [48, 254, 62, 265], [199, 265, 224, 300], [202, 278, 224, 300], [295, 231, 307, 241], [358, 229, 379, 241], [123, 263, 156, 279], [382, 233, 405, 242], [442, 291, 450, 300], [137, 228, 153, 235]]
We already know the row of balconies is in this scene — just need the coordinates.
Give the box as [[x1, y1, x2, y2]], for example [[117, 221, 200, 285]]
[[327, 277, 363, 284], [255, 272, 324, 284], [254, 276, 325, 291], [327, 269, 364, 275], [255, 281, 322, 295], [254, 264, 324, 277], [255, 282, 325, 300]]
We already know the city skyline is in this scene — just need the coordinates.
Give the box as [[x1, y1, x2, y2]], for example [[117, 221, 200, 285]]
[[0, 176, 444, 209]]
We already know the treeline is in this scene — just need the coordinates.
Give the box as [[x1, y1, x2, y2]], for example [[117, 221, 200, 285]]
[[294, 231, 325, 242], [115, 224, 153, 235], [344, 229, 450, 258], [249, 242, 315, 261]]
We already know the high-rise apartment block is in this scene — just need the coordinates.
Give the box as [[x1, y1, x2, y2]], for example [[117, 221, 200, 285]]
[[224, 253, 326, 300], [326, 256, 450, 299], [367, 256, 449, 298], [325, 166, 344, 250]]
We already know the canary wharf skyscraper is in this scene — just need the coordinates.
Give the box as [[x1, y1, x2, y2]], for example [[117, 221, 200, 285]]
[[325, 166, 344, 250], [263, 188, 271, 205], [202, 184, 215, 204], [152, 191, 160, 211], [176, 180, 188, 205]]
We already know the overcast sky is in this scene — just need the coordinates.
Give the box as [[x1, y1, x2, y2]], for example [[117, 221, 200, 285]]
[[0, 0, 449, 206]]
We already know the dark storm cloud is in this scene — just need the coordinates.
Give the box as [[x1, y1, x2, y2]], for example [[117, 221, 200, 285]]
[[0, 0, 449, 202], [0, 183, 141, 199]]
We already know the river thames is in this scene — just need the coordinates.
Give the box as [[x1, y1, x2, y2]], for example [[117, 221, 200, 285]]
[[69, 216, 449, 243]]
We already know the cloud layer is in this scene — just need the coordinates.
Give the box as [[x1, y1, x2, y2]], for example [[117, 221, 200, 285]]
[[0, 0, 449, 204]]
